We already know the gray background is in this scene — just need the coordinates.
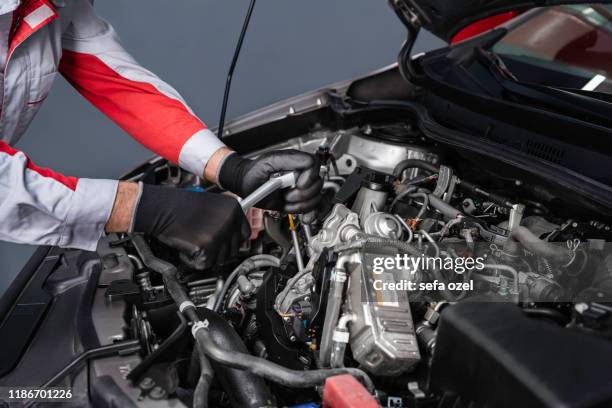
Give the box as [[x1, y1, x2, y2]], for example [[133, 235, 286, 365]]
[[0, 1, 443, 295]]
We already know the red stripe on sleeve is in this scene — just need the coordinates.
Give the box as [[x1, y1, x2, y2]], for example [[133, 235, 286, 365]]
[[59, 50, 206, 164], [0, 141, 78, 191]]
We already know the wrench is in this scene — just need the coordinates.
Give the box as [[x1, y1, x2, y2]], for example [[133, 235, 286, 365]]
[[239, 172, 297, 213]]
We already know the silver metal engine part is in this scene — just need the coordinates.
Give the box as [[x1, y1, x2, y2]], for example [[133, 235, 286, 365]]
[[310, 204, 420, 375], [310, 204, 361, 255], [331, 131, 439, 176], [346, 247, 421, 376], [363, 212, 403, 240], [351, 181, 388, 222]]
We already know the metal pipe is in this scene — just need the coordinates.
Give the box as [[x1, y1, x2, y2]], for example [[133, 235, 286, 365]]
[[319, 253, 359, 367], [330, 313, 355, 368], [188, 277, 219, 287], [482, 264, 520, 301], [288, 214, 305, 272]]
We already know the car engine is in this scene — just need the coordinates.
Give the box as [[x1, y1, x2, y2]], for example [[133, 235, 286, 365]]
[[91, 122, 612, 407]]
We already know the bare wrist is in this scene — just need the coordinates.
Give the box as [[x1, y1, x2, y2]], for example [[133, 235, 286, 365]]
[[204, 146, 235, 184], [105, 181, 139, 233]]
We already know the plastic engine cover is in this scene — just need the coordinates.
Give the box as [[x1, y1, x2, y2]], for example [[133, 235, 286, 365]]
[[430, 301, 612, 408]]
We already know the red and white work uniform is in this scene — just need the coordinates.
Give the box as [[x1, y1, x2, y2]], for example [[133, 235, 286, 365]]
[[0, 0, 226, 250]]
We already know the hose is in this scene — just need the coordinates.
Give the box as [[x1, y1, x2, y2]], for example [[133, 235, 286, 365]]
[[411, 192, 430, 220], [510, 226, 572, 264], [393, 159, 439, 179], [427, 194, 463, 220], [192, 325, 374, 391], [193, 352, 214, 408], [132, 235, 191, 306], [213, 255, 280, 312], [196, 309, 274, 408], [132, 237, 374, 395]]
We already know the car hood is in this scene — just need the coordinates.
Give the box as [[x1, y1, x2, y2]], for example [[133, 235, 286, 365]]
[[394, 0, 612, 42]]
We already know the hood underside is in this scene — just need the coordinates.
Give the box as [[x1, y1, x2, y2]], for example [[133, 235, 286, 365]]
[[395, 0, 612, 41]]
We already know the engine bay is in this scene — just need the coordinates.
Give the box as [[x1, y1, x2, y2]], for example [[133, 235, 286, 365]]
[[91, 121, 612, 407]]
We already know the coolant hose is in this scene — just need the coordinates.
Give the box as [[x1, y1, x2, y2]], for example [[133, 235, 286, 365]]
[[196, 309, 275, 408], [132, 236, 274, 407], [427, 194, 463, 220], [193, 351, 214, 408], [510, 226, 572, 264], [132, 235, 191, 306], [393, 159, 439, 178]]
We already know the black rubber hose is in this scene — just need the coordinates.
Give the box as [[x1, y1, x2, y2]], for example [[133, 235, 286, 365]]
[[193, 326, 374, 392], [196, 309, 275, 408], [510, 227, 572, 264], [193, 351, 214, 408], [132, 237, 374, 396], [393, 159, 439, 179], [132, 235, 191, 306]]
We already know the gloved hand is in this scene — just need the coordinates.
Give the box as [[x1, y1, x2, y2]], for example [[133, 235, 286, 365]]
[[217, 150, 323, 213], [133, 184, 250, 269]]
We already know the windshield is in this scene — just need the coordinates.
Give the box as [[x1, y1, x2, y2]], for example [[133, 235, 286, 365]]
[[493, 5, 612, 94]]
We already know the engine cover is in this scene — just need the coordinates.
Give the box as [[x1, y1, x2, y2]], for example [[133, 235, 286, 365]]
[[346, 246, 420, 376]]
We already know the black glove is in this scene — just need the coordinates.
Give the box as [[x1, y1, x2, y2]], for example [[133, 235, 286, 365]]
[[133, 184, 250, 269], [218, 150, 323, 213]]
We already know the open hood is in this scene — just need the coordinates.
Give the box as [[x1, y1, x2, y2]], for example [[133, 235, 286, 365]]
[[392, 0, 612, 42]]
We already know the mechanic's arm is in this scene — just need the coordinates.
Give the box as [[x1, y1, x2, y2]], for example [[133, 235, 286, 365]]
[[0, 140, 117, 250], [59, 0, 224, 180], [60, 0, 322, 213], [0, 141, 247, 263]]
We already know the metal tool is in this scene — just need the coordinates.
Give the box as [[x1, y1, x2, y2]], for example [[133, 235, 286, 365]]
[[239, 172, 297, 213]]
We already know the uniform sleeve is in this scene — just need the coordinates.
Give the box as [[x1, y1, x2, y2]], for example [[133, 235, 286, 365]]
[[59, 0, 226, 177], [0, 141, 118, 250]]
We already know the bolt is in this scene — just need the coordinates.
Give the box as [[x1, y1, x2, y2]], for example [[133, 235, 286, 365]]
[[139, 377, 155, 391], [149, 386, 166, 400], [575, 303, 589, 314], [289, 335, 297, 342]]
